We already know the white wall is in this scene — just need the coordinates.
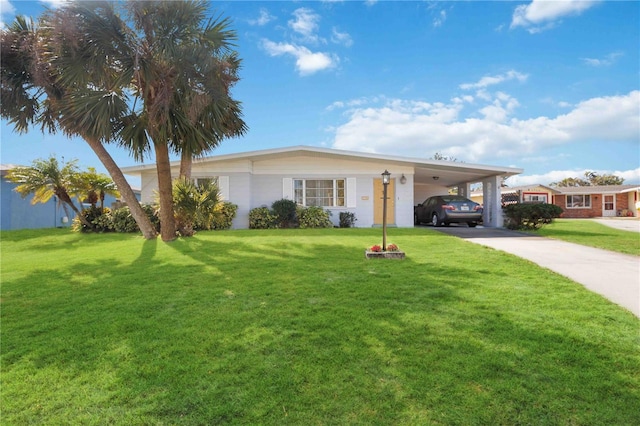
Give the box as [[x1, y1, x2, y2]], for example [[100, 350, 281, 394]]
[[414, 184, 451, 206]]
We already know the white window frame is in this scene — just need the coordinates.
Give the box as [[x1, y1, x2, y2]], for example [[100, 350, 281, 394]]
[[294, 178, 346, 207], [523, 193, 548, 203], [566, 194, 591, 209]]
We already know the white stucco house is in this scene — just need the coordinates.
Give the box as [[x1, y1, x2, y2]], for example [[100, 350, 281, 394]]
[[121, 146, 523, 229]]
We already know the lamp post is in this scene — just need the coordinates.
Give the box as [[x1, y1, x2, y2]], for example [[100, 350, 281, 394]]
[[381, 169, 390, 251]]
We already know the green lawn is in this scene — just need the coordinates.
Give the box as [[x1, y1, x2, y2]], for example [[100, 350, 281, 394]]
[[534, 219, 640, 256], [2, 228, 639, 425]]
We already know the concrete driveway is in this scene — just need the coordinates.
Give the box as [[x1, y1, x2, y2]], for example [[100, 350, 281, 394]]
[[431, 225, 640, 318], [591, 217, 640, 233]]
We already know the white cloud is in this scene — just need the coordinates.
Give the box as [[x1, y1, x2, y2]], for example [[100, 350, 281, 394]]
[[1, 0, 15, 15], [460, 70, 528, 90], [40, 0, 71, 8], [329, 90, 639, 164], [433, 10, 447, 28], [249, 8, 275, 26], [261, 7, 342, 76], [289, 8, 321, 43], [331, 27, 353, 47], [582, 51, 624, 67], [261, 39, 336, 76], [511, 0, 599, 33]]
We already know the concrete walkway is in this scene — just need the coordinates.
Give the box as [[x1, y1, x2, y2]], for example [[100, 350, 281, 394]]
[[433, 225, 640, 318]]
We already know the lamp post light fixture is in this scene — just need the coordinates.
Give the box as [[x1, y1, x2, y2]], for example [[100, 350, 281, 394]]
[[381, 169, 391, 251]]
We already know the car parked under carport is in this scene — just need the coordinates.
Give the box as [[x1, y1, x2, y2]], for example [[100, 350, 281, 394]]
[[414, 195, 483, 227]]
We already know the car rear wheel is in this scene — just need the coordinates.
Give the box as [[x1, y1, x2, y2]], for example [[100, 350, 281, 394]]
[[468, 222, 477, 228], [431, 213, 440, 227]]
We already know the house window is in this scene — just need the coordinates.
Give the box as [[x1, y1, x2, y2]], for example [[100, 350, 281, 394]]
[[566, 194, 591, 209], [524, 193, 548, 203], [294, 179, 345, 207]]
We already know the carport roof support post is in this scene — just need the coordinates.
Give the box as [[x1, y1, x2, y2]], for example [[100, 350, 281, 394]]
[[482, 175, 504, 228]]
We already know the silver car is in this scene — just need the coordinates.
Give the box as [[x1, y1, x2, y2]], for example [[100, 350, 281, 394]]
[[415, 195, 483, 227]]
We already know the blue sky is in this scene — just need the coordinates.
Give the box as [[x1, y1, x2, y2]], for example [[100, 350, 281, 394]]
[[1, 0, 639, 187]]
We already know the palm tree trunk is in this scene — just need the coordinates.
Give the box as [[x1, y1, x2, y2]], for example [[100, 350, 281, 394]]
[[85, 137, 158, 239], [179, 150, 193, 180], [154, 142, 177, 241]]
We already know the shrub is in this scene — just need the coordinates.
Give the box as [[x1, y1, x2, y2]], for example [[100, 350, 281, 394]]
[[298, 206, 333, 229], [249, 207, 278, 229], [503, 203, 564, 230], [339, 212, 357, 228], [211, 202, 238, 230], [72, 207, 112, 233], [111, 205, 160, 233], [271, 199, 298, 228], [111, 206, 140, 233]]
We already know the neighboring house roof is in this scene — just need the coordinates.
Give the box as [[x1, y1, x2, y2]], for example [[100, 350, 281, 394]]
[[501, 184, 561, 194], [121, 145, 523, 187], [554, 185, 640, 195], [471, 184, 560, 197], [0, 164, 18, 175]]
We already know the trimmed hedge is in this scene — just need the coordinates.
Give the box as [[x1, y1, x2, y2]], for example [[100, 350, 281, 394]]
[[249, 207, 278, 229], [503, 203, 563, 230], [298, 206, 333, 229], [211, 202, 238, 230], [271, 199, 298, 228]]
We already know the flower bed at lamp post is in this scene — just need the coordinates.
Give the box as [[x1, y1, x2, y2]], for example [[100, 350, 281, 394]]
[[365, 243, 406, 259]]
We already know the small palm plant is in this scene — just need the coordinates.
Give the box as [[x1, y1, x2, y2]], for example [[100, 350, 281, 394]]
[[171, 178, 221, 236]]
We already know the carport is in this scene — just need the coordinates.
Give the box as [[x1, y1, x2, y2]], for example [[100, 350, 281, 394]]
[[356, 150, 523, 227], [408, 159, 523, 228]]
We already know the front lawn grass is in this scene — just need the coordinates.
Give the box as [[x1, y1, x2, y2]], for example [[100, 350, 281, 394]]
[[2, 228, 639, 425], [535, 219, 640, 256]]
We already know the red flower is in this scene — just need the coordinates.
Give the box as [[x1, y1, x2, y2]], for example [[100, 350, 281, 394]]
[[370, 245, 382, 252]]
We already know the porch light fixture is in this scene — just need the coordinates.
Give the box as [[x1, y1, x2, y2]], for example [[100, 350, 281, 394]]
[[381, 170, 391, 251], [432, 176, 439, 181], [400, 174, 407, 184]]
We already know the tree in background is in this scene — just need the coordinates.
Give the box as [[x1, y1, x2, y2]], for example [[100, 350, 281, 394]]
[[5, 157, 92, 228], [430, 152, 462, 162], [77, 167, 120, 210], [0, 14, 158, 239], [551, 171, 624, 187]]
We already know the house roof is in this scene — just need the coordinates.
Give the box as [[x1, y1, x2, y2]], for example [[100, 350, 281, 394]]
[[471, 183, 561, 196], [121, 145, 523, 187], [554, 184, 640, 195]]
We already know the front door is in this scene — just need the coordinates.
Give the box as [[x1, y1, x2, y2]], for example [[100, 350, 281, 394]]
[[603, 195, 616, 217], [373, 178, 395, 225]]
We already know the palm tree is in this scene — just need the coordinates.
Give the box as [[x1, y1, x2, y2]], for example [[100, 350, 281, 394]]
[[46, 1, 247, 241], [77, 167, 120, 210], [120, 1, 247, 238], [0, 14, 158, 239], [5, 157, 92, 228]]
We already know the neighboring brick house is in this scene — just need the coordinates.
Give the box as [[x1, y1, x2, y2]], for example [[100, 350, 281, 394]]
[[552, 185, 640, 218], [471, 184, 560, 206]]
